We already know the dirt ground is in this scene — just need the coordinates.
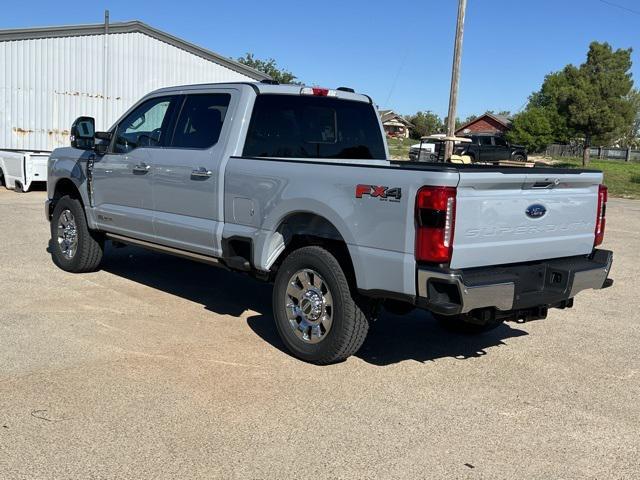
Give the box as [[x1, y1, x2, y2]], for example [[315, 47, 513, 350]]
[[0, 188, 638, 479]]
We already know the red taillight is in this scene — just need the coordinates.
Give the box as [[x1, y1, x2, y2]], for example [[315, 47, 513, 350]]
[[415, 186, 457, 263], [594, 184, 607, 246]]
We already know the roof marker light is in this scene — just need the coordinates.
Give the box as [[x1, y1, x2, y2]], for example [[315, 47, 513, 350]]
[[300, 87, 337, 97]]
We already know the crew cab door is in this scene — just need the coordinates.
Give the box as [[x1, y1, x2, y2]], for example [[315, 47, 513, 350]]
[[91, 95, 179, 240], [150, 90, 235, 257], [493, 136, 511, 160], [477, 135, 495, 161]]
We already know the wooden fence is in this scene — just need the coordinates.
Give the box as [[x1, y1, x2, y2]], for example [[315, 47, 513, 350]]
[[546, 144, 640, 162]]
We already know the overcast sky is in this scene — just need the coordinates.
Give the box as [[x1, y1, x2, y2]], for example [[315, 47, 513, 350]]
[[2, 0, 639, 118]]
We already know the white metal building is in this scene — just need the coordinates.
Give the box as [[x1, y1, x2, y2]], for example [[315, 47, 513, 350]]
[[0, 19, 269, 151]]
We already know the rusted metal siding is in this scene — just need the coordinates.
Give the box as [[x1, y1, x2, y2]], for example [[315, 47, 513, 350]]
[[0, 32, 254, 151]]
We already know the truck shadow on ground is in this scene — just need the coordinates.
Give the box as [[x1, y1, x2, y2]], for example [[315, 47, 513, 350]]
[[100, 245, 528, 366]]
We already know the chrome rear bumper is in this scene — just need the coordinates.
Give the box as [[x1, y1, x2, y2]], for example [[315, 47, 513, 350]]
[[417, 249, 613, 316]]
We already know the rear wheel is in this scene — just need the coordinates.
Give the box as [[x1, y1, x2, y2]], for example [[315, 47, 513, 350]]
[[272, 246, 369, 364], [50, 195, 104, 272], [434, 313, 503, 334]]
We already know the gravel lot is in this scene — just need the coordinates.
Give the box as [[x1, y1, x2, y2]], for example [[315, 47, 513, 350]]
[[0, 188, 638, 479]]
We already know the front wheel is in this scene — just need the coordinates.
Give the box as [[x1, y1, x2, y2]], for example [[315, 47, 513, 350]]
[[272, 246, 369, 364], [513, 154, 526, 162], [50, 195, 104, 272]]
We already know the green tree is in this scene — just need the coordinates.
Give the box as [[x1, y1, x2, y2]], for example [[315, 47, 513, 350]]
[[557, 42, 635, 165], [236, 53, 300, 84], [513, 42, 635, 162], [406, 111, 443, 139], [461, 114, 478, 126], [442, 115, 463, 133], [485, 110, 512, 118], [506, 107, 555, 152], [528, 71, 574, 143], [613, 89, 640, 148]]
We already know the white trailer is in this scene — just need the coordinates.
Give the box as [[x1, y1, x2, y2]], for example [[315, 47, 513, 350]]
[[0, 150, 49, 192]]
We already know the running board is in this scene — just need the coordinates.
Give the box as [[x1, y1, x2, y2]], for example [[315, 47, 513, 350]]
[[105, 233, 224, 267]]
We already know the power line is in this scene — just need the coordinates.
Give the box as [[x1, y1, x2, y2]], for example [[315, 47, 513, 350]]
[[384, 48, 410, 108], [597, 0, 640, 16]]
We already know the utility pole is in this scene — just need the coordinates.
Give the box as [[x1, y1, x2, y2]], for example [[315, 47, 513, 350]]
[[444, 0, 467, 161]]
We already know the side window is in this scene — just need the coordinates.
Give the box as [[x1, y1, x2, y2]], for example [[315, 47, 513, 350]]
[[113, 96, 176, 154], [494, 136, 507, 147], [479, 136, 493, 146], [171, 94, 231, 149]]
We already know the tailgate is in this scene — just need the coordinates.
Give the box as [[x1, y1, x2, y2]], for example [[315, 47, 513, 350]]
[[451, 171, 603, 269]]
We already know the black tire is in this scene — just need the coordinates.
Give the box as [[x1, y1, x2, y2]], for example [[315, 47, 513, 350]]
[[15, 181, 27, 193], [50, 195, 104, 273], [513, 154, 526, 162], [434, 313, 503, 335], [0, 168, 5, 187], [272, 246, 369, 364]]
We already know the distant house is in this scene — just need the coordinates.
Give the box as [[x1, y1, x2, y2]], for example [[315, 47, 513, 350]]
[[379, 110, 413, 138], [455, 113, 512, 136]]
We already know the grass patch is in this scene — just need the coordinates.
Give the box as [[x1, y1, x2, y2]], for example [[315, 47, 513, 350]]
[[549, 157, 640, 199], [387, 137, 415, 159]]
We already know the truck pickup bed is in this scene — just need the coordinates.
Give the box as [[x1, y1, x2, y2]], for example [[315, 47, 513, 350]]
[[45, 82, 613, 364], [0, 149, 50, 192]]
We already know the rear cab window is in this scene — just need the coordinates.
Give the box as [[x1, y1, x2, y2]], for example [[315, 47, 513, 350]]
[[243, 94, 386, 160]]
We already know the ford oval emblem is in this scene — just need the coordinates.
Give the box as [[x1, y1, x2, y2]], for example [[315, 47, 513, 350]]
[[526, 204, 547, 219]]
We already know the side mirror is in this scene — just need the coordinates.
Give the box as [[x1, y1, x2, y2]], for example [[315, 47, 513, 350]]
[[70, 116, 95, 150], [94, 131, 112, 155]]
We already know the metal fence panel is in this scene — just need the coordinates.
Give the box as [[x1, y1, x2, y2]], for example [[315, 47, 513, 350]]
[[546, 144, 639, 162]]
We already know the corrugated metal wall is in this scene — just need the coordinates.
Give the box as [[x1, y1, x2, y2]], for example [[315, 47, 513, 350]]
[[0, 32, 253, 150]]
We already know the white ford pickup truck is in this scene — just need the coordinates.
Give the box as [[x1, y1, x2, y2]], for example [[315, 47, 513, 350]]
[[46, 81, 613, 364]]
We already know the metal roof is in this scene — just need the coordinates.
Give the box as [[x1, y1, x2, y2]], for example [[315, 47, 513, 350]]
[[0, 20, 270, 81]]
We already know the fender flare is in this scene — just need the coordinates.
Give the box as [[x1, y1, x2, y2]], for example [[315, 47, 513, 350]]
[[257, 202, 355, 271]]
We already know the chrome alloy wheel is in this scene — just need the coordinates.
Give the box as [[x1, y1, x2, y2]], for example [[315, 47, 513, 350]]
[[57, 209, 78, 259], [285, 268, 334, 344]]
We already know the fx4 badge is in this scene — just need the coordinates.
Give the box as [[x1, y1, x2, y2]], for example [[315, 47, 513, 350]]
[[355, 184, 402, 202]]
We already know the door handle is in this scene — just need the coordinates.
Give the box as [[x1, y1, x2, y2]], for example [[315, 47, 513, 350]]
[[528, 181, 559, 189], [132, 163, 151, 174], [191, 167, 213, 179]]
